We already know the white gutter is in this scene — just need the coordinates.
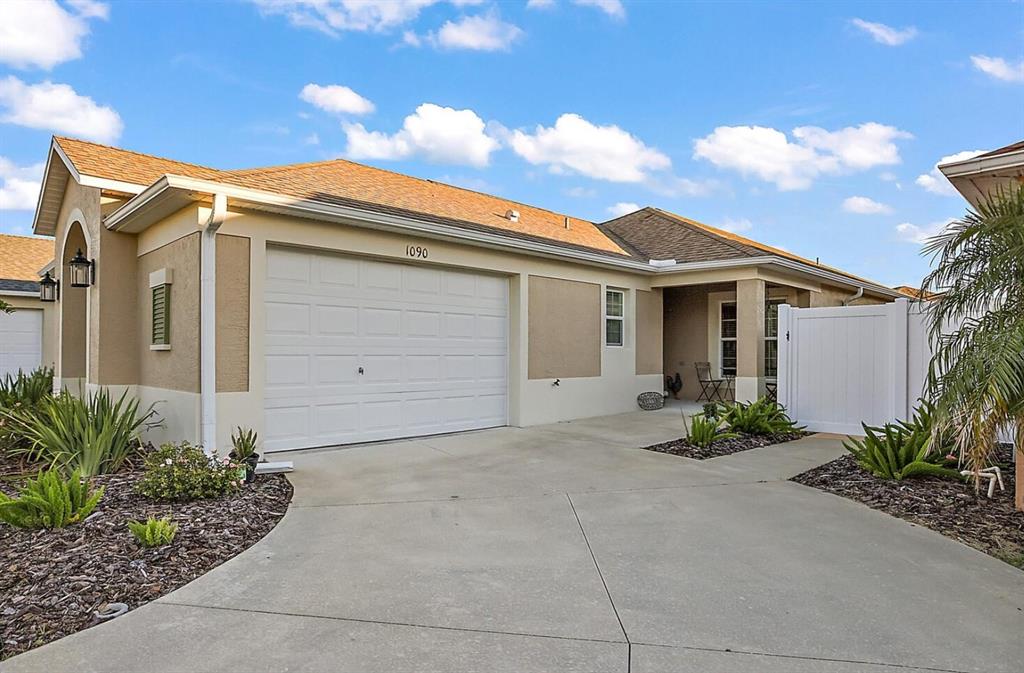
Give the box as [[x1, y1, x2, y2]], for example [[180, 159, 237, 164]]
[[200, 194, 227, 453], [939, 148, 1024, 178], [0, 290, 40, 298], [104, 174, 903, 299]]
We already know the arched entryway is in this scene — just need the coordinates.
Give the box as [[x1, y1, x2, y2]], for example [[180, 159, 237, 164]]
[[59, 221, 88, 394]]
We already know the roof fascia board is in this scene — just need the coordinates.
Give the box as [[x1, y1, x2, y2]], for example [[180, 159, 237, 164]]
[[105, 174, 903, 296], [30, 142, 60, 235], [0, 290, 40, 298], [939, 149, 1024, 178]]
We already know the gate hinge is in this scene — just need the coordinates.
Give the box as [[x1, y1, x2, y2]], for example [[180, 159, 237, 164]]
[[786, 330, 790, 341]]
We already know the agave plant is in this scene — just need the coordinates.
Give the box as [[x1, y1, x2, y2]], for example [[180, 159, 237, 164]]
[[920, 187, 1024, 502], [0, 389, 159, 477], [845, 422, 963, 481], [686, 413, 739, 449]]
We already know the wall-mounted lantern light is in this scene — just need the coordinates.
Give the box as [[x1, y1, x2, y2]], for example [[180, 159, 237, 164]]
[[68, 249, 95, 288], [39, 271, 59, 302]]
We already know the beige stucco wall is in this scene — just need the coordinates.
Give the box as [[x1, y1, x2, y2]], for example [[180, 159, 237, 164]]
[[634, 288, 662, 376], [812, 283, 886, 307], [137, 232, 200, 393], [527, 275, 601, 379], [95, 227, 139, 385], [216, 234, 250, 393], [663, 286, 710, 400]]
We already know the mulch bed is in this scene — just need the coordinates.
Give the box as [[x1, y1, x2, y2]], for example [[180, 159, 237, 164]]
[[0, 457, 293, 660], [792, 443, 1023, 569], [641, 431, 807, 460]]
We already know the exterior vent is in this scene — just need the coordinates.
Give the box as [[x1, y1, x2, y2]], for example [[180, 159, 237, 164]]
[[505, 209, 519, 223], [152, 284, 170, 346], [564, 216, 570, 229]]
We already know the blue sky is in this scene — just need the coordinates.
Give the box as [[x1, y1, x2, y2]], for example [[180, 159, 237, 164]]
[[1, 0, 1022, 286]]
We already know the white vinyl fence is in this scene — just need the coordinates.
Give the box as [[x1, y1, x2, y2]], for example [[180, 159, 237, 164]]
[[777, 298, 933, 435]]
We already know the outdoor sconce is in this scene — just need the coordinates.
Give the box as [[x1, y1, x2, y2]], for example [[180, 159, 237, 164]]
[[39, 271, 59, 302], [68, 249, 95, 288]]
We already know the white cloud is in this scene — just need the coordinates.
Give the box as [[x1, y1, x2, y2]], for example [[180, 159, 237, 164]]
[[526, 0, 555, 8], [573, 0, 625, 18], [842, 196, 892, 215], [249, 0, 483, 37], [344, 103, 499, 167], [402, 30, 422, 47], [718, 217, 753, 233], [303, 132, 320, 145], [915, 150, 985, 196], [0, 157, 44, 210], [564, 186, 596, 198], [896, 218, 955, 244], [970, 55, 1024, 83], [850, 18, 917, 46], [646, 175, 719, 198], [431, 13, 523, 51], [300, 83, 375, 115], [511, 113, 670, 183], [0, 0, 109, 69], [693, 123, 912, 190], [0, 76, 123, 143], [606, 202, 640, 218]]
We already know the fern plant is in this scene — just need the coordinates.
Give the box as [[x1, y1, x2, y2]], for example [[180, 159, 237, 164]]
[[719, 397, 804, 435], [127, 516, 179, 547], [845, 423, 964, 481], [0, 468, 104, 529], [686, 414, 740, 449]]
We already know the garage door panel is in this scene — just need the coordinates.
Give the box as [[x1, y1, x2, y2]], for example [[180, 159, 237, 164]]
[[1, 309, 44, 379], [264, 247, 508, 451]]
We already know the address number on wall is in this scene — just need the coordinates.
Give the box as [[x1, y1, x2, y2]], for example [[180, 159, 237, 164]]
[[405, 245, 429, 259]]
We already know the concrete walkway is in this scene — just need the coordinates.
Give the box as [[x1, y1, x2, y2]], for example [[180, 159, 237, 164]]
[[4, 407, 1023, 673]]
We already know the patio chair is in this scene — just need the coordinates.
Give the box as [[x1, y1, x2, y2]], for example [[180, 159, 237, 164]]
[[694, 362, 726, 402]]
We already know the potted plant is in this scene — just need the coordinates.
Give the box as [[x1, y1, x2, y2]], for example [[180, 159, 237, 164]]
[[229, 427, 260, 484]]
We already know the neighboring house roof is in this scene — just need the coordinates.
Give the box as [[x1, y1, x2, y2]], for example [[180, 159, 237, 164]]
[[0, 234, 53, 289], [894, 285, 941, 300], [975, 140, 1024, 159], [600, 207, 882, 288]]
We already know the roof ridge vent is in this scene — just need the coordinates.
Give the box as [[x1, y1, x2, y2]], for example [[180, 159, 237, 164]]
[[505, 209, 520, 223]]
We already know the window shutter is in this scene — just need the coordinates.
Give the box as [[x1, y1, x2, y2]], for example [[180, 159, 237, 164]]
[[152, 284, 170, 345]]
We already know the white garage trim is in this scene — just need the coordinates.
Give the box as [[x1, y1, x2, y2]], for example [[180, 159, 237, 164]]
[[0, 308, 43, 379], [263, 246, 509, 451]]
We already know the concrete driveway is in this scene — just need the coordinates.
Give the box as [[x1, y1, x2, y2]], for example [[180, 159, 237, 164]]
[[4, 408, 1023, 673]]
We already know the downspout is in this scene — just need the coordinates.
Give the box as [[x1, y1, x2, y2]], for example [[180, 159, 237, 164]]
[[842, 286, 864, 306], [200, 194, 228, 452]]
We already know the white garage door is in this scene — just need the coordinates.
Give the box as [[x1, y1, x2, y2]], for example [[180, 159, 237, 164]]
[[263, 247, 509, 451], [0, 308, 42, 379]]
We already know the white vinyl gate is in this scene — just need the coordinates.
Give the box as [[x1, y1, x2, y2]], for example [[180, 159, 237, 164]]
[[778, 298, 924, 435]]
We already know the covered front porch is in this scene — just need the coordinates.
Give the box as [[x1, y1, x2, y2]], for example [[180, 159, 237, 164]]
[[658, 277, 838, 405]]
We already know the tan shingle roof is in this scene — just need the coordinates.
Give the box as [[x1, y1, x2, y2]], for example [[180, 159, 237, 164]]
[[55, 136, 227, 185], [0, 234, 53, 281], [54, 137, 626, 255]]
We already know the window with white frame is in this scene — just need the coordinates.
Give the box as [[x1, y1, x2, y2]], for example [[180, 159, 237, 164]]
[[764, 299, 785, 378], [720, 301, 737, 376], [605, 288, 625, 347]]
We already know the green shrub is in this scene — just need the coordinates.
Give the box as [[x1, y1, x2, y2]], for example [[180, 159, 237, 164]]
[[845, 422, 964, 481], [230, 427, 259, 461], [127, 516, 179, 547], [719, 397, 804, 435], [701, 403, 718, 419], [0, 468, 104, 529], [0, 366, 53, 409], [0, 388, 158, 477], [897, 399, 955, 455], [136, 442, 242, 501], [686, 414, 740, 449]]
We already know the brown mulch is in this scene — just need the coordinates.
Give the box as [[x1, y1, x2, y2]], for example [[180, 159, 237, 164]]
[[642, 431, 807, 460], [0, 460, 293, 660], [791, 443, 1023, 569]]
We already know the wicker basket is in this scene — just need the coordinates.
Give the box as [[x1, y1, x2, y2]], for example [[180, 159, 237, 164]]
[[637, 391, 665, 411]]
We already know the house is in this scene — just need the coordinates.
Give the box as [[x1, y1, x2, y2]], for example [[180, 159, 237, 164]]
[[0, 234, 58, 378], [27, 136, 900, 452]]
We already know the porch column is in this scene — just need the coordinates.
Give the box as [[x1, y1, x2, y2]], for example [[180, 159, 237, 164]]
[[735, 278, 765, 402]]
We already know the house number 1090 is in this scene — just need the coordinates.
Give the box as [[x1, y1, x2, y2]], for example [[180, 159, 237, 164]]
[[406, 245, 429, 259]]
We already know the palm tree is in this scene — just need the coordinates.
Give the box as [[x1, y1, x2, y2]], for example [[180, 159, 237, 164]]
[[921, 186, 1024, 510]]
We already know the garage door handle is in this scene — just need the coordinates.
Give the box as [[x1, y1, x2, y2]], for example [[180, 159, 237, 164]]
[[358, 366, 364, 375]]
